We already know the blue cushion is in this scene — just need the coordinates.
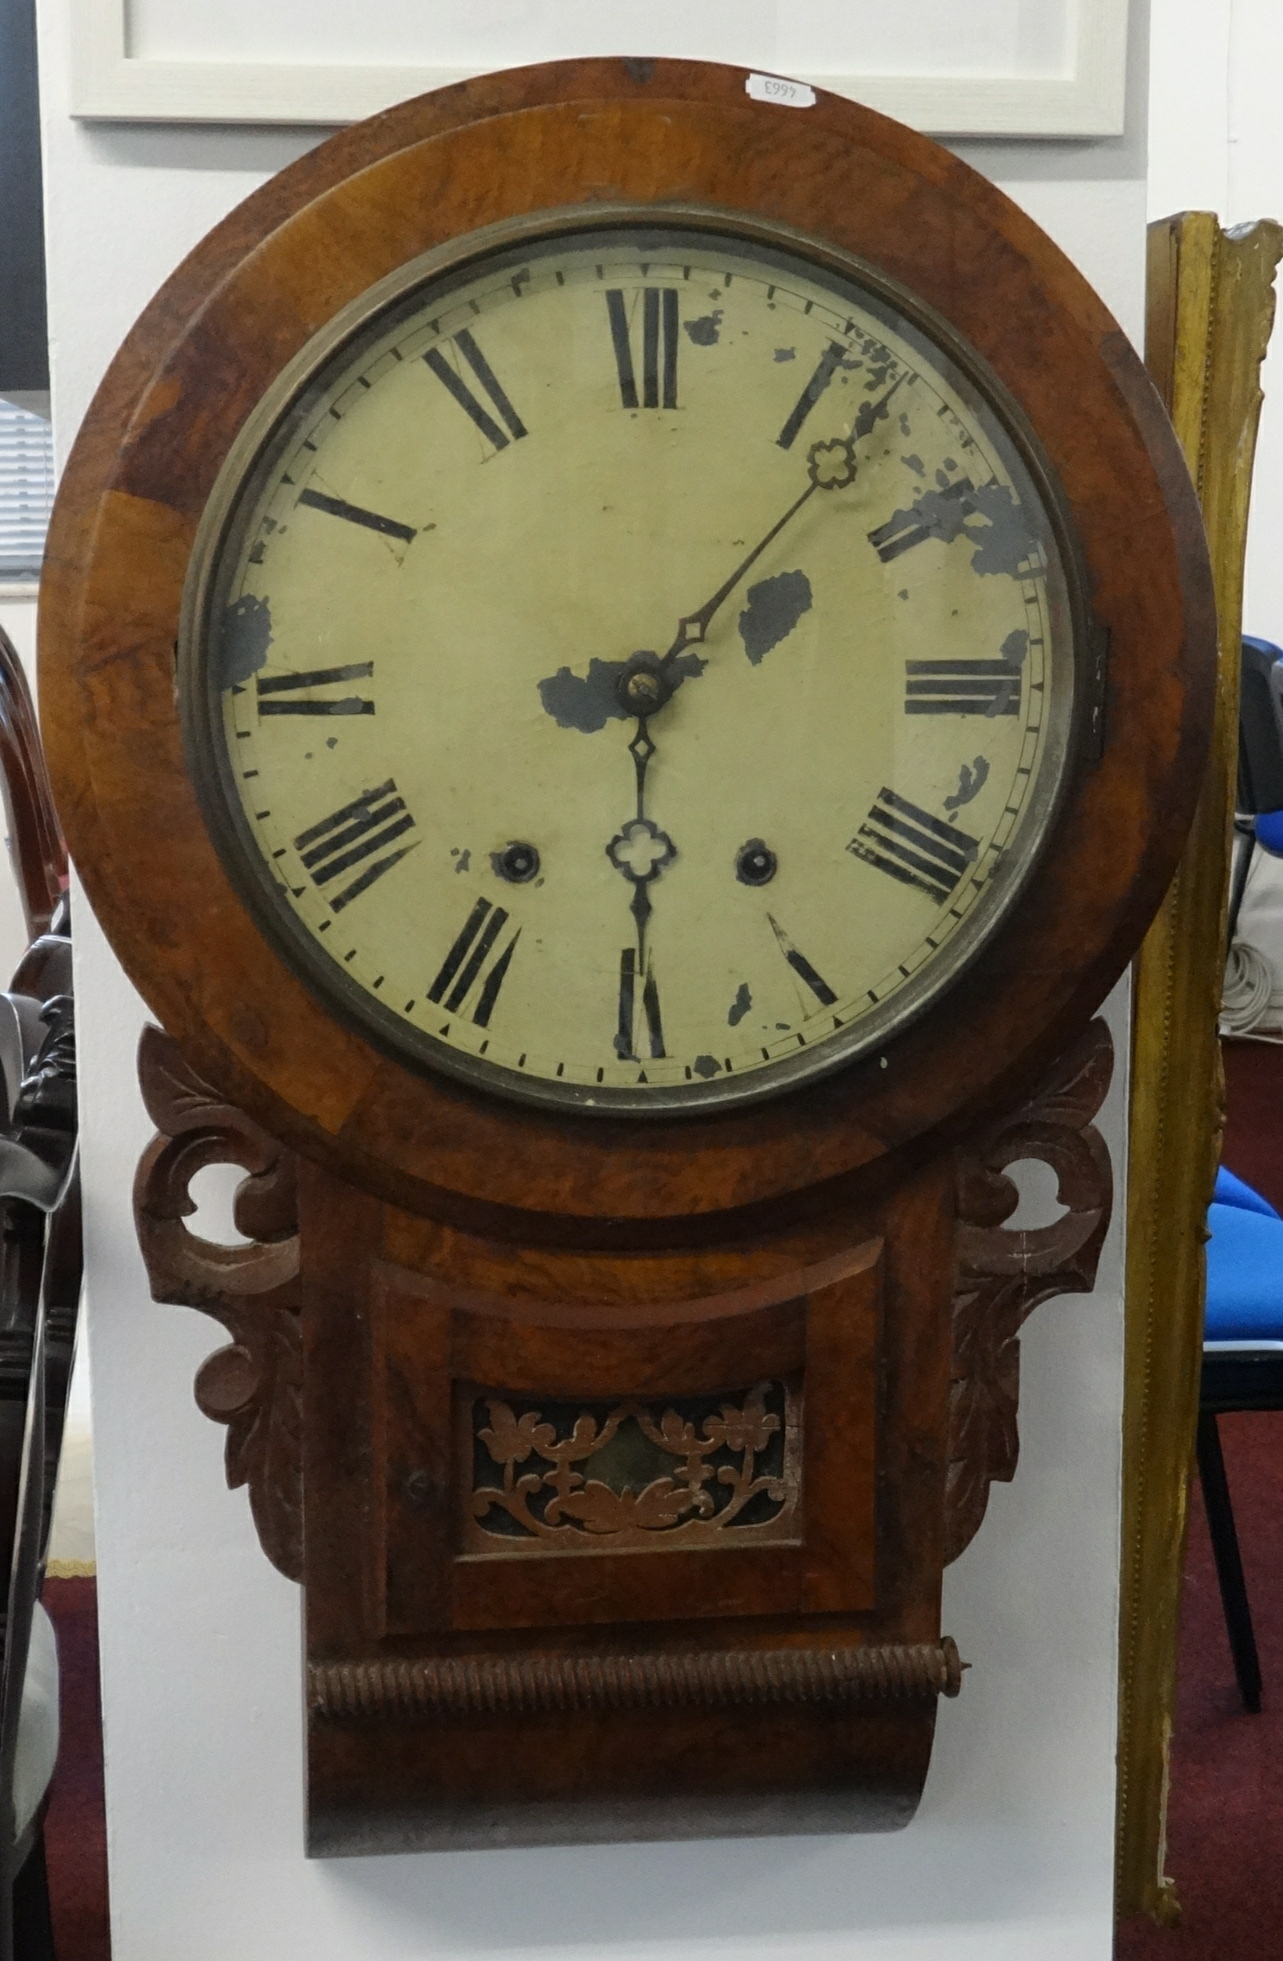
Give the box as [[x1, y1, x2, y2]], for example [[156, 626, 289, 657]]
[[1206, 1201, 1283, 1341], [1213, 1166, 1281, 1218], [1256, 809, 1283, 853]]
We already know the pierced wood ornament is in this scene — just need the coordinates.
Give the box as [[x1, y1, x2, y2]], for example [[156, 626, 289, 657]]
[[44, 58, 1211, 1852]]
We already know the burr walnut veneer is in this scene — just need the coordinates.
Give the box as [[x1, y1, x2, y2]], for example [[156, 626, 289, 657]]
[[40, 60, 1214, 1852]]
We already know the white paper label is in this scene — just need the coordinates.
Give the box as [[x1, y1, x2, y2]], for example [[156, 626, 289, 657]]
[[745, 73, 817, 110]]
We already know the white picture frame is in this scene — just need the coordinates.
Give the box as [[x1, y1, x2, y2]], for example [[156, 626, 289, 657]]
[[69, 1, 1130, 137]]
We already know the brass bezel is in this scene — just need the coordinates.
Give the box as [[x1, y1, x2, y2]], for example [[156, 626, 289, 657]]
[[179, 202, 1094, 1119]]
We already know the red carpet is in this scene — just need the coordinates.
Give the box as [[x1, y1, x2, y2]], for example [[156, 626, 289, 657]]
[[31, 1044, 1283, 1958], [42, 1577, 109, 1960], [1210, 1039, 1283, 1216], [1118, 1037, 1283, 1957], [1117, 1413, 1283, 1957]]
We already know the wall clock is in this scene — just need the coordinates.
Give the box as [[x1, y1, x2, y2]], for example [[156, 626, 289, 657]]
[[41, 58, 1213, 1853]]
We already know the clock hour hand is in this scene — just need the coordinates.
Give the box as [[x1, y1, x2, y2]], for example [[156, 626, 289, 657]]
[[606, 709, 676, 945]]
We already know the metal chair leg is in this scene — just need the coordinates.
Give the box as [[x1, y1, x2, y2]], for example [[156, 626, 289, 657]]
[[1197, 1409, 1263, 1712]]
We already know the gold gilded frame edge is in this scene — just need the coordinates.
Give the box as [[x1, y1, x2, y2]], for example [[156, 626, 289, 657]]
[[1117, 210, 1283, 1924]]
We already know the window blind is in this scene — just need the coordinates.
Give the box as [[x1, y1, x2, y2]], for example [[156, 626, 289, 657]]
[[0, 401, 54, 578]]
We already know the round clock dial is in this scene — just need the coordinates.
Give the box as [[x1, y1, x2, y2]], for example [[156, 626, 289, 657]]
[[182, 216, 1081, 1115]]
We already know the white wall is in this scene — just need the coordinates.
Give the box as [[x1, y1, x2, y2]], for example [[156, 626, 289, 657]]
[[1150, 0, 1283, 642], [1149, 0, 1283, 1019], [36, 2, 1152, 1954]]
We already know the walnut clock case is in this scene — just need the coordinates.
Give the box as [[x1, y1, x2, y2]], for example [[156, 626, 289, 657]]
[[42, 59, 1213, 1854]]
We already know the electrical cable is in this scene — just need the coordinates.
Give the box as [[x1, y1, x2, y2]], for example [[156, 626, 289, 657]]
[[1221, 939, 1276, 1034]]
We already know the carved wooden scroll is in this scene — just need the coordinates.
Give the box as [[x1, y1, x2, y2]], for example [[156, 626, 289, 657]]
[[134, 1026, 302, 1581], [945, 1015, 1114, 1565], [136, 1008, 1114, 1593]]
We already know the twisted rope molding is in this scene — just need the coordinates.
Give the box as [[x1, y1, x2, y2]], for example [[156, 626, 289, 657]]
[[310, 1638, 964, 1720]]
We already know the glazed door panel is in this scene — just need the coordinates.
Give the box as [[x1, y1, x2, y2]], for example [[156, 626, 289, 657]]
[[374, 1243, 881, 1634]]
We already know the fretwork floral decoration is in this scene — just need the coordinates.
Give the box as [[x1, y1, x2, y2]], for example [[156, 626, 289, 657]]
[[463, 1380, 802, 1553]]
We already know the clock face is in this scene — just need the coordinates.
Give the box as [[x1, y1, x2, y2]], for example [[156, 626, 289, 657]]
[[182, 215, 1082, 1115]]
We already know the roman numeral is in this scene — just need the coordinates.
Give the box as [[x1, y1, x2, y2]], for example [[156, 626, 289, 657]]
[[614, 947, 665, 1059], [296, 488, 416, 543], [424, 329, 527, 450], [849, 789, 979, 905], [904, 660, 1020, 716], [606, 288, 679, 409], [293, 779, 417, 912], [868, 479, 975, 562], [776, 340, 847, 450], [427, 898, 520, 1026], [257, 662, 375, 717], [768, 915, 837, 1007]]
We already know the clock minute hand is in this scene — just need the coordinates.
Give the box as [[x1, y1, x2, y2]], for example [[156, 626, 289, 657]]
[[655, 375, 909, 676], [618, 374, 907, 717], [657, 478, 820, 672], [615, 474, 816, 716]]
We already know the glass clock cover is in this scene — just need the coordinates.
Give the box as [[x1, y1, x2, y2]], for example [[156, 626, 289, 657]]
[[181, 218, 1080, 1115]]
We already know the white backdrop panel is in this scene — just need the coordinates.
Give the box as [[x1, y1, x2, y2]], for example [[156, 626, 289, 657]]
[[128, 0, 1073, 82]]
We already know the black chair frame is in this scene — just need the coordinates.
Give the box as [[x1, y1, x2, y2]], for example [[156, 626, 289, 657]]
[[1198, 1350, 1283, 1713]]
